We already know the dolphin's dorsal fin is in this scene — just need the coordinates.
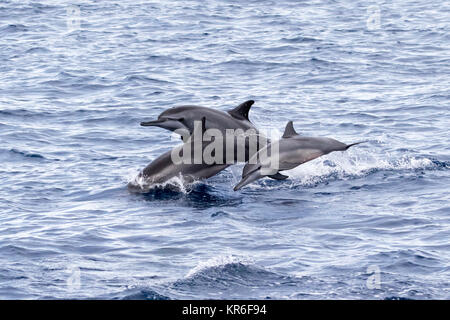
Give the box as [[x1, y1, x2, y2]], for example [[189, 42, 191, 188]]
[[228, 100, 254, 121], [282, 121, 299, 138]]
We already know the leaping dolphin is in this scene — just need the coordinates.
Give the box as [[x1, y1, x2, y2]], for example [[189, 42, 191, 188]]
[[140, 100, 266, 163], [129, 118, 229, 192], [140, 100, 257, 134], [233, 121, 363, 191], [128, 150, 229, 192]]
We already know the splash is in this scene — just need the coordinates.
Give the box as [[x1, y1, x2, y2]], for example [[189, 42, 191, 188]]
[[286, 148, 436, 187], [126, 169, 204, 194], [185, 254, 253, 279]]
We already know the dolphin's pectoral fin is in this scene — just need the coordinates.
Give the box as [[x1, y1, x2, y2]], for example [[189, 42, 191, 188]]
[[228, 100, 255, 121], [282, 121, 300, 138], [233, 170, 264, 191], [268, 172, 289, 180]]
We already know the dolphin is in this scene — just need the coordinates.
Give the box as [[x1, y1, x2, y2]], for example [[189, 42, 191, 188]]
[[129, 118, 229, 192], [140, 100, 266, 163], [127, 150, 229, 192], [233, 121, 363, 191], [140, 100, 257, 134]]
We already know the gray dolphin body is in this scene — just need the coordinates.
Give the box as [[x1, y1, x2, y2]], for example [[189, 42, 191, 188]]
[[140, 100, 266, 163], [128, 118, 230, 192], [127, 149, 229, 192], [141, 100, 257, 135], [234, 121, 363, 191]]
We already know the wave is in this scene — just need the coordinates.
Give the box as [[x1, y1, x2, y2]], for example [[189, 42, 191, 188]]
[[281, 36, 319, 43], [126, 171, 242, 208], [118, 288, 170, 300], [0, 24, 28, 35], [107, 251, 446, 299], [264, 150, 447, 189], [25, 47, 50, 54], [7, 148, 46, 159], [127, 171, 193, 194], [124, 75, 173, 85], [184, 255, 253, 279], [159, 255, 302, 299], [125, 147, 448, 193]]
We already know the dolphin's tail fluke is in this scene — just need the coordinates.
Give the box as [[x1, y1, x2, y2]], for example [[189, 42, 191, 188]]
[[345, 141, 365, 150], [233, 170, 264, 191]]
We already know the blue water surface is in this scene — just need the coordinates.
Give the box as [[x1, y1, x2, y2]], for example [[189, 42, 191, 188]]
[[0, 0, 449, 299]]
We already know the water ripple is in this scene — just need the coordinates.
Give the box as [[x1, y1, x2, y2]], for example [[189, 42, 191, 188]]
[[0, 0, 448, 300]]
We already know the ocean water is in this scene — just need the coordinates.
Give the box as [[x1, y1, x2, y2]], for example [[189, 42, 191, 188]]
[[0, 0, 449, 299]]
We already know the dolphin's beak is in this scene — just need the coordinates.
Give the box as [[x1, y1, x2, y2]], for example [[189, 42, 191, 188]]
[[233, 181, 246, 191], [140, 117, 189, 133], [140, 119, 166, 126]]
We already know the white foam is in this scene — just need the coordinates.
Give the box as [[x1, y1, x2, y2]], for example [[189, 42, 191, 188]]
[[124, 149, 436, 191], [126, 169, 192, 193], [286, 149, 435, 187], [185, 254, 253, 279]]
